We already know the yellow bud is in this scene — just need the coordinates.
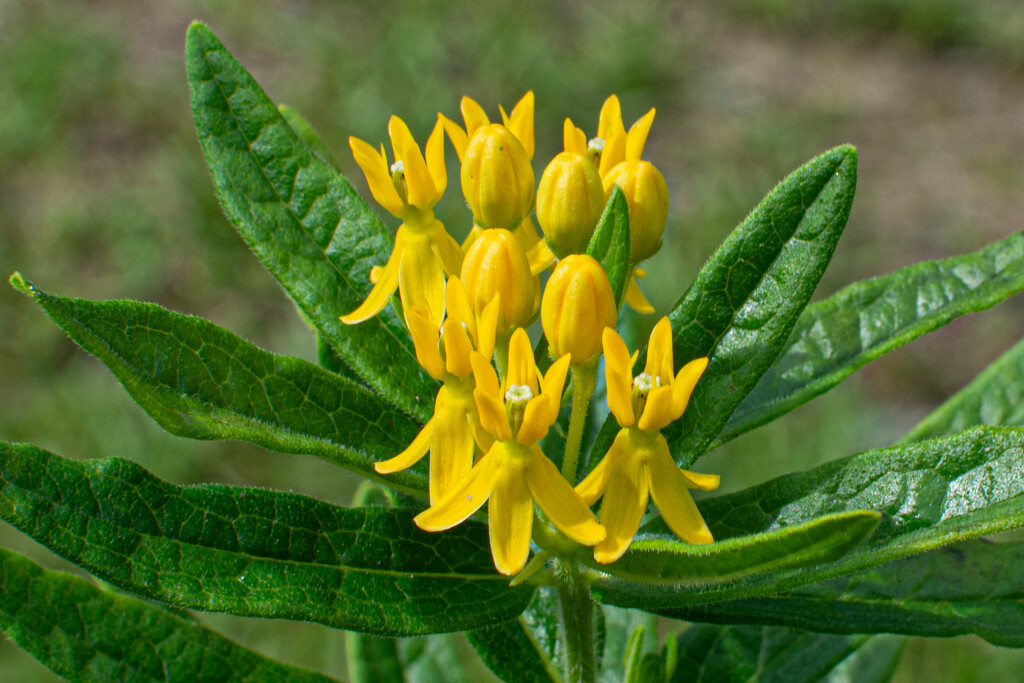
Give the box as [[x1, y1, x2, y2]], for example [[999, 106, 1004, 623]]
[[536, 152, 605, 257], [461, 124, 535, 229], [603, 160, 668, 264], [461, 228, 535, 334], [541, 254, 617, 365]]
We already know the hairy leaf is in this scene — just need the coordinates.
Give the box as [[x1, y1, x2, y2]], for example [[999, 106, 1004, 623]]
[[0, 546, 335, 682], [0, 441, 531, 636], [662, 539, 1024, 647], [586, 187, 631, 306], [598, 427, 1024, 609], [720, 231, 1024, 445], [587, 510, 878, 586], [186, 22, 436, 422], [465, 618, 559, 683], [278, 103, 340, 170], [11, 275, 427, 497]]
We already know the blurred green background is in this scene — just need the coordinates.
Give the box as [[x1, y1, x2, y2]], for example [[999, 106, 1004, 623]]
[[3, 0, 1024, 680]]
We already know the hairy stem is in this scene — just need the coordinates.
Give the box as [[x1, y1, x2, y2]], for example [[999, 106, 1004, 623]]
[[555, 558, 596, 683], [561, 363, 597, 485]]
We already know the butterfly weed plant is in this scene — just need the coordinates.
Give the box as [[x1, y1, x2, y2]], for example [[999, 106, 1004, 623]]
[[4, 21, 1024, 683]]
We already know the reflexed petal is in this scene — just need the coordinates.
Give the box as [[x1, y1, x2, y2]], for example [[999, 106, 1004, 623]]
[[644, 317, 674, 381], [407, 305, 445, 379], [681, 469, 721, 491], [430, 222, 464, 276], [526, 235, 557, 276], [648, 437, 714, 545], [515, 215, 543, 251], [399, 138, 435, 209], [574, 435, 618, 505], [430, 389, 476, 503], [461, 95, 490, 134], [516, 394, 554, 445], [472, 353, 513, 442], [538, 354, 571, 422], [623, 277, 655, 314], [398, 234, 446, 326], [637, 384, 673, 432], [340, 247, 401, 324], [593, 448, 650, 564], [488, 451, 533, 575], [563, 118, 587, 154], [374, 414, 434, 474], [504, 91, 535, 159], [597, 94, 624, 141], [506, 328, 539, 391], [424, 119, 447, 197], [442, 318, 474, 378], [369, 265, 385, 284], [625, 108, 655, 161], [526, 446, 605, 545], [671, 357, 709, 419], [415, 446, 500, 531], [476, 293, 500, 359], [349, 136, 404, 216], [446, 276, 475, 333], [439, 113, 469, 162], [602, 328, 635, 427], [599, 132, 627, 178], [471, 351, 501, 396]]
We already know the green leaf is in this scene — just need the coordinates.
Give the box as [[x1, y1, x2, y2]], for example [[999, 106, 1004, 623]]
[[464, 619, 559, 683], [671, 625, 868, 683], [0, 545, 336, 682], [598, 426, 1024, 610], [11, 275, 427, 497], [902, 335, 1024, 444], [719, 230, 1024, 446], [586, 187, 632, 306], [185, 22, 436, 422], [664, 539, 1024, 647], [279, 103, 340, 170], [0, 441, 533, 636], [588, 510, 879, 586], [400, 636, 470, 683], [665, 145, 858, 467], [825, 636, 905, 683], [345, 632, 403, 683]]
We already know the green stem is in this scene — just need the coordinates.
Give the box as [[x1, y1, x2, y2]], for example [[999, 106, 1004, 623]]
[[495, 332, 511, 383], [555, 558, 597, 683], [561, 363, 597, 485]]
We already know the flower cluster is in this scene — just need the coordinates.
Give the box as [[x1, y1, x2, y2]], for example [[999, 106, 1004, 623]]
[[343, 93, 719, 575]]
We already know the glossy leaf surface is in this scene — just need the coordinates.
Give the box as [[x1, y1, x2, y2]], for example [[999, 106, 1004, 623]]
[[12, 275, 427, 497], [0, 546, 336, 682], [186, 22, 436, 422], [0, 441, 531, 636]]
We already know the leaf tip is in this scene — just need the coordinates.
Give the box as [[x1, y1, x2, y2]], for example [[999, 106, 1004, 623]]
[[9, 272, 36, 297]]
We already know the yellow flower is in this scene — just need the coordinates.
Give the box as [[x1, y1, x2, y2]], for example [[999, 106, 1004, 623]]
[[536, 120, 606, 257], [541, 254, 617, 366], [576, 317, 719, 563], [461, 124, 535, 230], [415, 329, 605, 575], [342, 116, 462, 327], [374, 278, 499, 503], [461, 228, 536, 336], [603, 159, 669, 264]]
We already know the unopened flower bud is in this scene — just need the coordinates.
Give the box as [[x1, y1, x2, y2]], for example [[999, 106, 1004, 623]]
[[536, 152, 605, 257], [461, 124, 535, 229], [603, 160, 669, 264], [461, 228, 535, 334], [541, 254, 617, 365]]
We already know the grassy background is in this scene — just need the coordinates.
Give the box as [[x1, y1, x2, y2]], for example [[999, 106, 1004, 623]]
[[3, 0, 1024, 679]]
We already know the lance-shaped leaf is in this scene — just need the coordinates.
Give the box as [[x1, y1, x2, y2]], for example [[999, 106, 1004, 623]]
[[585, 510, 879, 586], [586, 187, 631, 306], [659, 539, 1024, 647], [671, 624, 868, 683], [186, 22, 436, 422], [0, 441, 532, 636], [11, 275, 427, 497], [902, 335, 1024, 444], [719, 231, 1024, 446], [465, 618, 559, 683], [0, 546, 336, 682], [597, 426, 1024, 610]]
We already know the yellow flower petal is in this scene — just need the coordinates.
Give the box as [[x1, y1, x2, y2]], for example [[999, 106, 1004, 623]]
[[623, 277, 655, 314], [471, 353, 513, 442], [602, 328, 635, 427], [526, 234, 557, 276], [597, 94, 624, 141], [671, 357, 708, 420], [516, 393, 553, 445], [563, 118, 588, 155], [349, 136, 404, 217], [593, 445, 650, 564], [398, 136, 436, 209], [429, 221, 464, 276], [647, 437, 714, 545], [461, 95, 490, 135], [439, 113, 469, 162], [406, 305, 445, 379], [445, 276, 475, 334], [471, 350, 501, 396], [625, 108, 655, 161], [538, 353, 571, 417], [488, 450, 533, 575], [515, 215, 543, 251], [374, 414, 434, 474], [526, 446, 605, 545], [681, 469, 721, 491], [387, 115, 415, 171], [398, 232, 446, 326], [476, 293, 500, 359], [415, 445, 500, 531], [424, 118, 447, 198], [340, 243, 402, 324], [599, 131, 627, 178], [574, 436, 616, 505], [429, 388, 476, 503], [442, 318, 474, 379], [504, 91, 535, 160], [644, 316, 674, 381], [637, 384, 673, 432], [506, 328, 538, 392]]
